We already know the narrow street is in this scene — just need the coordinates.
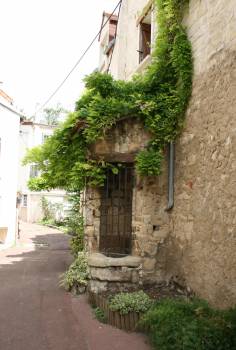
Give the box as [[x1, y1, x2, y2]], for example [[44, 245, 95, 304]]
[[0, 222, 151, 350]]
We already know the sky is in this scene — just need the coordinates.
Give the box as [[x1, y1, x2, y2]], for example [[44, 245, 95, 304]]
[[0, 0, 118, 118]]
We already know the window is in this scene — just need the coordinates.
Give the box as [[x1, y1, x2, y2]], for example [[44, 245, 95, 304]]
[[30, 164, 39, 178], [42, 134, 50, 143], [109, 19, 117, 43], [23, 195, 28, 207], [104, 18, 117, 56], [138, 10, 152, 63]]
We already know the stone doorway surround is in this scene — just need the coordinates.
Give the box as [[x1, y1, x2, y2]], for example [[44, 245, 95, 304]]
[[85, 118, 169, 293]]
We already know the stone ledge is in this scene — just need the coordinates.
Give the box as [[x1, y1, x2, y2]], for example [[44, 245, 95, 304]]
[[90, 267, 134, 282], [88, 253, 142, 268]]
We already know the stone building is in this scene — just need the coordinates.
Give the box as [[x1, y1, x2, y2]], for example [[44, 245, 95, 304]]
[[86, 0, 236, 308]]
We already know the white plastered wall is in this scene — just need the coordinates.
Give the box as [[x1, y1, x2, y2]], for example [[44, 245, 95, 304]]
[[18, 123, 67, 223], [109, 0, 156, 80], [0, 104, 20, 245]]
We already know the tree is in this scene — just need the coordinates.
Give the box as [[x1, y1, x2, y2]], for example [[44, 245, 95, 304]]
[[41, 103, 68, 126]]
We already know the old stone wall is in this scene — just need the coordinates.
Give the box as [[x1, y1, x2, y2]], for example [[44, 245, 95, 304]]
[[166, 0, 236, 308], [84, 187, 101, 254], [168, 50, 236, 308], [89, 118, 152, 156], [88, 0, 236, 306], [132, 172, 169, 283]]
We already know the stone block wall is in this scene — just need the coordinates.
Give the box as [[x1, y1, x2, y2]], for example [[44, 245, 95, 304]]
[[86, 0, 236, 306], [132, 172, 169, 283], [167, 49, 236, 308], [165, 0, 236, 308], [89, 118, 152, 156], [84, 187, 101, 253]]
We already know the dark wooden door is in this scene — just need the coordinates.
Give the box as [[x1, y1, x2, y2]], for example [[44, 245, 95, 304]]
[[99, 165, 133, 257]]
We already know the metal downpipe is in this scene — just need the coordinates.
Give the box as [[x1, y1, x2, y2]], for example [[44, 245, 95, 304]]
[[166, 142, 175, 211]]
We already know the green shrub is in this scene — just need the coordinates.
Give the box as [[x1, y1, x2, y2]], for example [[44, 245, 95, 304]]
[[64, 193, 84, 257], [69, 217, 84, 257], [41, 196, 54, 221], [94, 307, 107, 324], [109, 291, 153, 315], [140, 298, 236, 350], [40, 196, 64, 225], [60, 252, 88, 292]]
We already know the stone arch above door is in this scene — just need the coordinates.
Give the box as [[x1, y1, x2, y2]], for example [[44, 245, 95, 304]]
[[87, 118, 152, 163]]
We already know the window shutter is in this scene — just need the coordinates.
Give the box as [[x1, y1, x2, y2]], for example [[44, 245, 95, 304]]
[[141, 23, 151, 58]]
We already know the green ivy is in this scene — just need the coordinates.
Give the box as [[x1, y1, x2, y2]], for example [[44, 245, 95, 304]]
[[23, 0, 192, 192], [64, 193, 85, 257], [94, 307, 107, 324]]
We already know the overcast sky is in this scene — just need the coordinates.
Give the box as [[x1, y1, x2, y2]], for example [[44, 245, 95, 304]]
[[0, 0, 118, 117]]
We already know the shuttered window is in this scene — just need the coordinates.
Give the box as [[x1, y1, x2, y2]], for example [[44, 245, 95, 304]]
[[139, 22, 151, 63]]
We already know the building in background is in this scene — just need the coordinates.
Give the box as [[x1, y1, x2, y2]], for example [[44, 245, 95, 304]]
[[98, 12, 118, 74], [0, 88, 22, 246], [18, 121, 67, 223], [99, 0, 156, 78]]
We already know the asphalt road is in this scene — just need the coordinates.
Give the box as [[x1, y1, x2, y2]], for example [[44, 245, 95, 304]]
[[0, 223, 151, 350]]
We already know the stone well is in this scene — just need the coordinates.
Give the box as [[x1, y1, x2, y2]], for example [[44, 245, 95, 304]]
[[88, 253, 142, 293]]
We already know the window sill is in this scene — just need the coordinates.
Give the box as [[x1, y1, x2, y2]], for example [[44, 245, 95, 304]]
[[135, 55, 152, 75]]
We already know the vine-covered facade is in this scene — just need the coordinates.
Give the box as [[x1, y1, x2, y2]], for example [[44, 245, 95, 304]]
[[24, 0, 192, 190], [25, 0, 236, 308]]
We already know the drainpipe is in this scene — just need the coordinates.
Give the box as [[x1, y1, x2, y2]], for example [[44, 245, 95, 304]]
[[166, 142, 175, 211]]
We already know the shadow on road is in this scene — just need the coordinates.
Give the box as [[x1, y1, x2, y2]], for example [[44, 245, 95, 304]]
[[0, 226, 84, 350], [0, 224, 151, 350]]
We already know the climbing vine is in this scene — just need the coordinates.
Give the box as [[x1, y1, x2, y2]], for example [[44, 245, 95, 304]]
[[24, 0, 192, 192]]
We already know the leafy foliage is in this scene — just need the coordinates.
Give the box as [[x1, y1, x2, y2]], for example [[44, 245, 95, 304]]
[[140, 298, 236, 350], [136, 147, 164, 176], [40, 103, 68, 125], [40, 196, 64, 225], [94, 307, 107, 323], [64, 193, 84, 257], [109, 291, 153, 315], [23, 0, 192, 192], [41, 196, 54, 222], [27, 177, 50, 191], [60, 252, 89, 291]]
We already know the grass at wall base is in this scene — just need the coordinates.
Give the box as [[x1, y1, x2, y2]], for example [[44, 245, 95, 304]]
[[140, 298, 236, 350]]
